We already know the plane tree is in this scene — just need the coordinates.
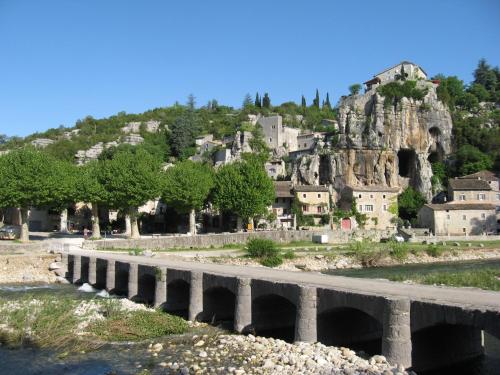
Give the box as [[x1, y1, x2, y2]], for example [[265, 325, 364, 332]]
[[0, 148, 77, 242], [100, 148, 161, 239], [161, 160, 214, 235]]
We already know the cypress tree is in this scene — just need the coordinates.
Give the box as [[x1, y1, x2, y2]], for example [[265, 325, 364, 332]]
[[324, 92, 331, 110], [255, 93, 261, 107], [301, 95, 306, 109], [313, 89, 320, 108], [262, 93, 271, 108]]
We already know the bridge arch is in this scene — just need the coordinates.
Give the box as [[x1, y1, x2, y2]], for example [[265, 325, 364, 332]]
[[317, 307, 383, 354], [114, 262, 129, 296], [252, 293, 297, 342], [137, 265, 156, 305], [202, 274, 237, 326], [164, 269, 191, 318]]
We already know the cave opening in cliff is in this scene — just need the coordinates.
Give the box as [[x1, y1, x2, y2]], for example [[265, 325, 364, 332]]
[[397, 149, 416, 178], [319, 155, 330, 185]]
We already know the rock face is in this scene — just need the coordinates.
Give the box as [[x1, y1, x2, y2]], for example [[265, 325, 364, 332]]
[[292, 82, 453, 200]]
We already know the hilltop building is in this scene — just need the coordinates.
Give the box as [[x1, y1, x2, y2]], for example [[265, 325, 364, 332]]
[[363, 61, 428, 91]]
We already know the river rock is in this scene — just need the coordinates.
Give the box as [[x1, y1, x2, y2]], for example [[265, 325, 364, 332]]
[[55, 276, 70, 284], [48, 261, 62, 270], [78, 283, 97, 293]]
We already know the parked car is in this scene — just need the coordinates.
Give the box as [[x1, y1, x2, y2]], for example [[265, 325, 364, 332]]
[[0, 225, 21, 240]]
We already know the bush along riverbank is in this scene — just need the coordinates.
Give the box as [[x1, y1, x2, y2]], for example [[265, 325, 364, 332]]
[[0, 288, 414, 375]]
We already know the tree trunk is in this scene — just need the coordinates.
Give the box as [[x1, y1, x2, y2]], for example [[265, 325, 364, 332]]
[[236, 217, 243, 232], [125, 214, 131, 237], [20, 207, 29, 243], [129, 207, 140, 239], [59, 208, 68, 233], [189, 208, 196, 236], [91, 203, 101, 239]]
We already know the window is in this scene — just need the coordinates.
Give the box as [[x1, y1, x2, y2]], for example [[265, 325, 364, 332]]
[[269, 138, 272, 142], [302, 193, 306, 198], [358, 194, 362, 198], [459, 194, 466, 201], [317, 193, 321, 198], [302, 205, 308, 212], [383, 194, 386, 199], [478, 193, 486, 200], [370, 194, 374, 199], [481, 213, 486, 219], [304, 143, 307, 147], [463, 228, 466, 233], [365, 205, 374, 212], [383, 204, 387, 211], [359, 205, 363, 212], [446, 214, 450, 220], [275, 198, 279, 203], [497, 194, 500, 201], [317, 206, 322, 213], [462, 215, 467, 221]]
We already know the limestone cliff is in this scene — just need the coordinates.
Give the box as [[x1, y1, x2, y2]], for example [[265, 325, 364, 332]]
[[292, 82, 453, 200]]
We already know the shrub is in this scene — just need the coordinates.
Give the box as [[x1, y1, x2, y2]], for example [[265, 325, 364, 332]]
[[426, 244, 445, 257], [282, 250, 296, 259], [347, 240, 370, 253], [389, 241, 409, 261], [260, 253, 283, 267], [245, 238, 279, 258]]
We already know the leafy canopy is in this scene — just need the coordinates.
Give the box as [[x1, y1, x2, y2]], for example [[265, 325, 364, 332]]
[[0, 147, 76, 209], [162, 160, 214, 213], [100, 148, 161, 209], [212, 154, 275, 220]]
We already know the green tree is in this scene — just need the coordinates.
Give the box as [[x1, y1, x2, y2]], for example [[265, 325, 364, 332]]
[[395, 65, 408, 81], [301, 95, 307, 110], [262, 93, 271, 109], [467, 83, 490, 102], [349, 84, 362, 96], [162, 160, 214, 235], [170, 108, 200, 158], [398, 187, 427, 221], [79, 161, 108, 238], [242, 93, 253, 109], [100, 148, 161, 238], [254, 93, 261, 108], [313, 89, 320, 108], [323, 92, 331, 110], [457, 92, 479, 112], [474, 58, 497, 92], [212, 155, 274, 230], [454, 145, 493, 176], [0, 148, 74, 242]]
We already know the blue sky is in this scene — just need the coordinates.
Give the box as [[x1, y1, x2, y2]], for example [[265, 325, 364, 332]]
[[1, 0, 499, 137]]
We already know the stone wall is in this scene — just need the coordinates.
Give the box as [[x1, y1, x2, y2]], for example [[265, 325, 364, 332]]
[[83, 229, 391, 250]]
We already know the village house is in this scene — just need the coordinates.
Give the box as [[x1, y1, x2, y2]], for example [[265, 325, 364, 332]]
[[458, 170, 500, 193], [363, 61, 428, 91], [294, 185, 330, 225], [257, 115, 300, 152], [265, 159, 286, 180], [447, 178, 496, 203], [272, 181, 295, 229], [340, 185, 400, 231], [418, 203, 497, 236]]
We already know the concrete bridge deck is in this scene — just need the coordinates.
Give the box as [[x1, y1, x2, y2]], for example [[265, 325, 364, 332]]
[[64, 248, 500, 372]]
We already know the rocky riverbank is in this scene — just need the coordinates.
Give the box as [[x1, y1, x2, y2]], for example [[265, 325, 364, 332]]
[[0, 251, 59, 284]]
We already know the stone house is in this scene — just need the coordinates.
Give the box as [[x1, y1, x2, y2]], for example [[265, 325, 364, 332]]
[[447, 178, 496, 203], [418, 203, 497, 235], [363, 61, 428, 91], [459, 170, 499, 193], [265, 159, 286, 180], [257, 115, 299, 152], [272, 181, 295, 229], [340, 185, 400, 231], [295, 185, 330, 224], [195, 134, 214, 146]]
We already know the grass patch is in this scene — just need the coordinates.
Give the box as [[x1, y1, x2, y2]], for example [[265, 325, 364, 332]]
[[425, 244, 445, 257], [388, 241, 409, 261], [88, 309, 188, 342], [0, 296, 188, 351], [282, 250, 296, 260], [389, 268, 500, 291]]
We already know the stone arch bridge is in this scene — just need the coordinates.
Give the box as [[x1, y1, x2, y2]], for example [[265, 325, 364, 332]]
[[64, 250, 500, 373]]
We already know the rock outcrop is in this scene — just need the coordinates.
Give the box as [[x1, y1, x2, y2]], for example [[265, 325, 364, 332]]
[[292, 82, 453, 200]]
